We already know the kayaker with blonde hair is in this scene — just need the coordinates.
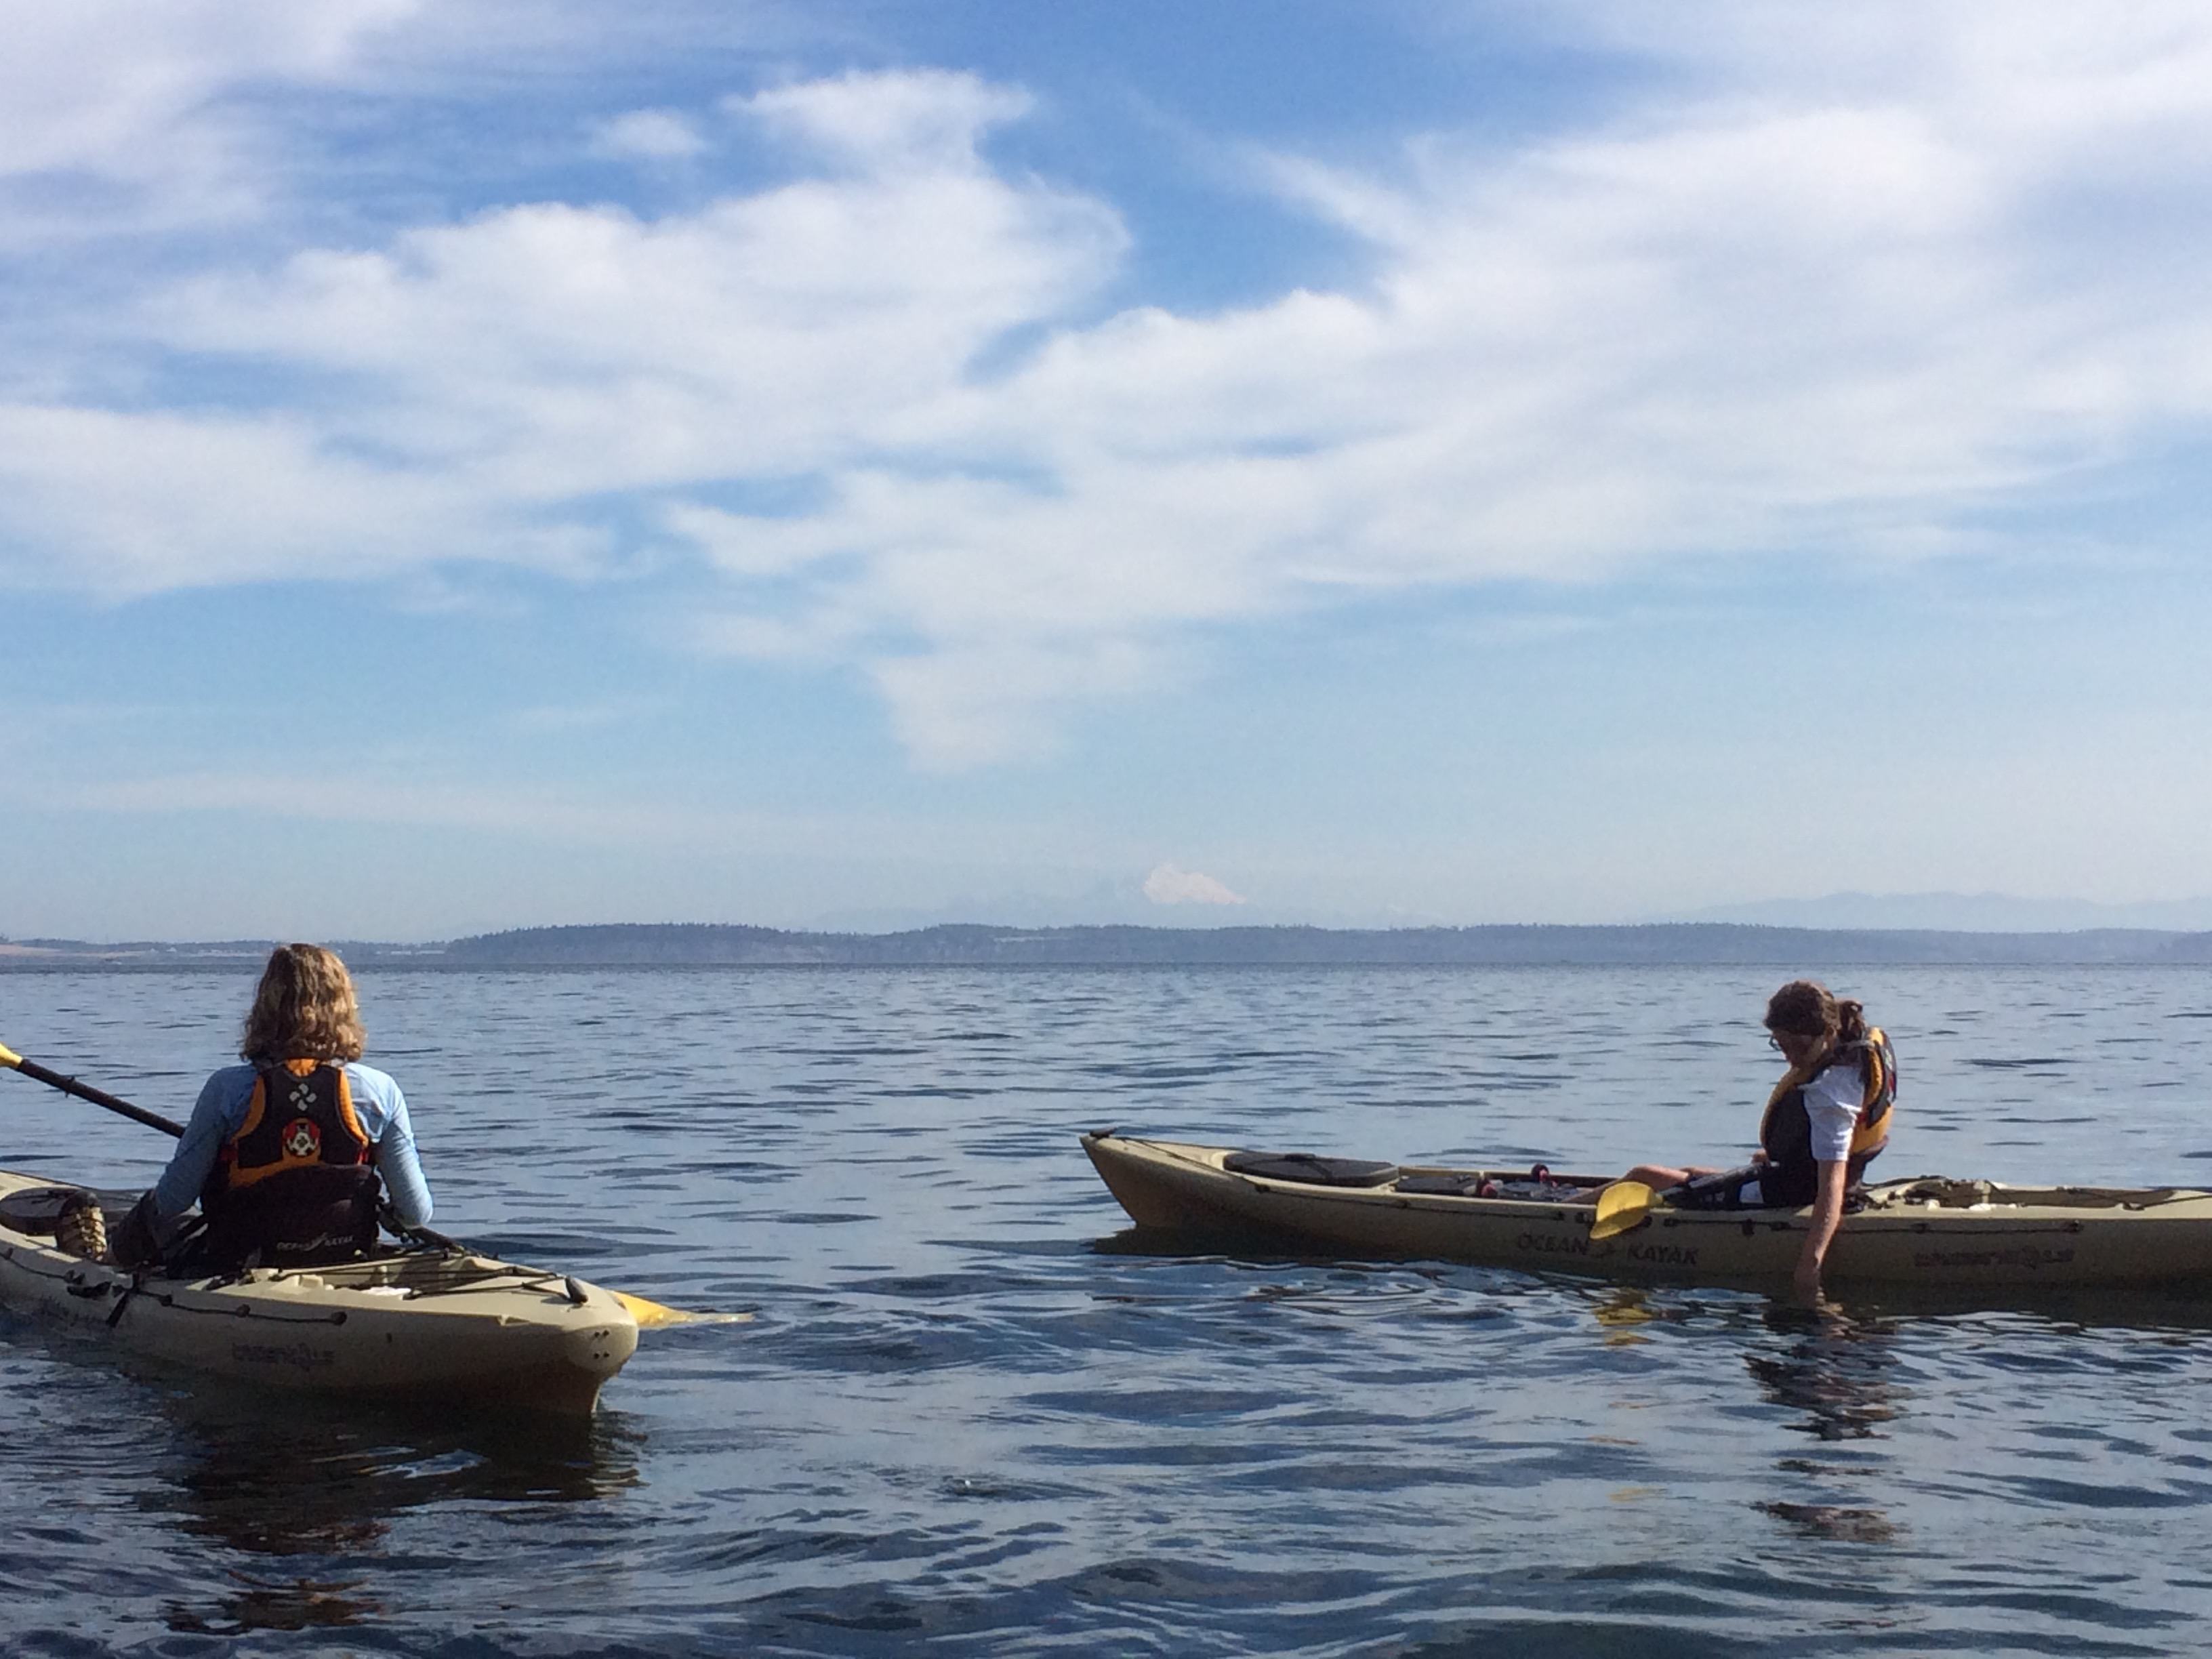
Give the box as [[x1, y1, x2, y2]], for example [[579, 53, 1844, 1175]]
[[1618, 979, 1896, 1299], [112, 943, 434, 1270]]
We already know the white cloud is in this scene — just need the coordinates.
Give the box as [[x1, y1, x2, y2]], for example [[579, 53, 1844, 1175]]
[[10, 9, 2212, 766], [873, 636, 1162, 771], [1142, 863, 1246, 907], [44, 764, 1164, 875], [0, 0, 412, 175], [506, 697, 669, 733], [739, 69, 1032, 173], [64, 770, 699, 846], [3, 68, 1121, 599], [0, 0, 417, 237], [0, 405, 605, 594], [590, 108, 710, 161], [141, 76, 1121, 501]]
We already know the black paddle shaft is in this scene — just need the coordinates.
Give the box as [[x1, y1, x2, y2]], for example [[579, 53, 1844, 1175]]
[[8, 1055, 186, 1139]]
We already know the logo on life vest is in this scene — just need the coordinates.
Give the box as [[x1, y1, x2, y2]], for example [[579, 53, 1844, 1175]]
[[283, 1117, 322, 1159]]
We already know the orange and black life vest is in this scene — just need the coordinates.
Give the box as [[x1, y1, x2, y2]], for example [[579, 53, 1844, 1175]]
[[1757, 1027, 1898, 1208], [198, 1061, 381, 1268], [206, 1060, 372, 1199]]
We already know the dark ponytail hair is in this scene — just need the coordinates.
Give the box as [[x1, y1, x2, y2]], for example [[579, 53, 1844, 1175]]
[[1764, 979, 1866, 1056]]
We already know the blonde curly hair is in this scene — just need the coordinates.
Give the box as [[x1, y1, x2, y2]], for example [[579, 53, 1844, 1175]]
[[239, 943, 366, 1065]]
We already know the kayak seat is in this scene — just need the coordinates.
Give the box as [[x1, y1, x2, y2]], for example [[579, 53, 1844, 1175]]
[[1223, 1151, 1400, 1187]]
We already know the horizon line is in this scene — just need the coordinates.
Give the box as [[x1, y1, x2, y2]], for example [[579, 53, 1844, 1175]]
[[7, 915, 2212, 954]]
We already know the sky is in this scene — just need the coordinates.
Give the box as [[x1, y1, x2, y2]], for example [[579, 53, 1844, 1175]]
[[4, 0, 2211, 941]]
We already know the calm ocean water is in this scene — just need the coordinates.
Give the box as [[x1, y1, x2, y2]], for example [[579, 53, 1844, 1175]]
[[3, 964, 2211, 1657]]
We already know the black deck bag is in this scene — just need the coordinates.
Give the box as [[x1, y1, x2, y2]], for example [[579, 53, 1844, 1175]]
[[1223, 1151, 1400, 1187]]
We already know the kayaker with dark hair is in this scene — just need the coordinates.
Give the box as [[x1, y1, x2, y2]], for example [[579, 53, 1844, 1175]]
[[112, 943, 434, 1270], [1619, 979, 1896, 1299]]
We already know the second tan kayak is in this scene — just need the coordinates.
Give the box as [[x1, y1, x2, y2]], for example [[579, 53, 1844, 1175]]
[[1084, 1132, 2212, 1291]]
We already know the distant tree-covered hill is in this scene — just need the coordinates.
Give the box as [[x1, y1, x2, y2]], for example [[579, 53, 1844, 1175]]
[[438, 921, 2212, 967], [9, 922, 2209, 968]]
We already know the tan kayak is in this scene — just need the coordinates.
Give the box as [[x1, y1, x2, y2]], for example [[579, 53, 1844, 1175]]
[[0, 1168, 638, 1416], [1083, 1132, 2212, 1290]]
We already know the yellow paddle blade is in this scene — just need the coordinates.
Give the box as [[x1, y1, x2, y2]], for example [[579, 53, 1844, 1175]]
[[613, 1290, 754, 1330], [1589, 1179, 1657, 1242], [0, 1040, 22, 1069]]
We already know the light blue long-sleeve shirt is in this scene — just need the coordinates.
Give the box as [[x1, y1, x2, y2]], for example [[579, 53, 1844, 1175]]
[[152, 1061, 434, 1228]]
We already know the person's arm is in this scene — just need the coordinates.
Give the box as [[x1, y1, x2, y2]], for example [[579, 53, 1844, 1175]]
[[1795, 1156, 1848, 1301], [150, 1071, 246, 1221], [359, 1073, 434, 1227], [114, 1069, 248, 1264], [1793, 1066, 1863, 1300]]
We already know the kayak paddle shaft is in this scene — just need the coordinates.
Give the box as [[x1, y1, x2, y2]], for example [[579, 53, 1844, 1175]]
[[0, 1041, 186, 1138]]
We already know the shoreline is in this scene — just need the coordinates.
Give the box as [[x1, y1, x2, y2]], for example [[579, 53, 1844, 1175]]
[[5, 920, 2209, 969]]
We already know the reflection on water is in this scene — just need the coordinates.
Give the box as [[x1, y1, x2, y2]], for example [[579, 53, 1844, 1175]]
[[164, 1573, 373, 1638], [1755, 1498, 1900, 1544], [140, 1388, 639, 1635], [1748, 1304, 1902, 1442], [1586, 1283, 1686, 1347], [1747, 1302, 1905, 1545]]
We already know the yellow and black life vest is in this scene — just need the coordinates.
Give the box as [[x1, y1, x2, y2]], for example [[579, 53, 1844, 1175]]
[[198, 1061, 380, 1268], [1757, 1027, 1899, 1207]]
